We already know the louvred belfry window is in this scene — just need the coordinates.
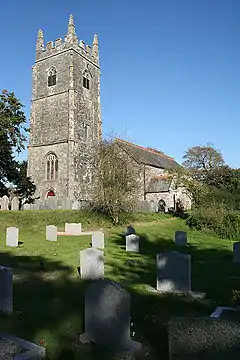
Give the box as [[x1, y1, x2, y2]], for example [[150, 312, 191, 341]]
[[48, 67, 57, 87]]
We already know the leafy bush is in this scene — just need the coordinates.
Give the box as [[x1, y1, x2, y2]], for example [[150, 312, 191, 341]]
[[186, 205, 240, 239]]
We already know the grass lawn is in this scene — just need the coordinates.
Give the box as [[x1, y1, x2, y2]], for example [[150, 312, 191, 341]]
[[0, 210, 240, 359]]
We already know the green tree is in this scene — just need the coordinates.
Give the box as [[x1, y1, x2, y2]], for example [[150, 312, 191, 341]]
[[182, 144, 225, 182], [0, 90, 36, 203]]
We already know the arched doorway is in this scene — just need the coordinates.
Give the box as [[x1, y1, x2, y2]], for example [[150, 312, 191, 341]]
[[47, 190, 55, 197], [158, 199, 166, 213]]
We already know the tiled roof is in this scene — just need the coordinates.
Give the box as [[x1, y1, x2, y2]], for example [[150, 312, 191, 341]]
[[115, 139, 180, 169]]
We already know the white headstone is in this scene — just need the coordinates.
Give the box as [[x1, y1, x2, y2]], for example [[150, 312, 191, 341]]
[[80, 248, 104, 280], [126, 234, 139, 252], [156, 251, 191, 294], [65, 223, 81, 235], [175, 231, 187, 246], [92, 232, 104, 249], [0, 266, 13, 314], [6, 227, 19, 247], [11, 196, 19, 211], [1, 195, 9, 210], [46, 225, 57, 241]]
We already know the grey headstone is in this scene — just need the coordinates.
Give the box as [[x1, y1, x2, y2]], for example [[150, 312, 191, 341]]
[[80, 248, 104, 280], [175, 231, 187, 246], [72, 200, 80, 210], [156, 251, 191, 293], [22, 203, 31, 210], [79, 279, 141, 353], [11, 197, 19, 211], [1, 195, 9, 210], [46, 225, 57, 241], [45, 197, 57, 210], [6, 227, 19, 247], [0, 266, 13, 314], [124, 226, 136, 236], [65, 223, 82, 234], [126, 234, 139, 253], [92, 232, 104, 249], [233, 242, 240, 263], [168, 317, 240, 359]]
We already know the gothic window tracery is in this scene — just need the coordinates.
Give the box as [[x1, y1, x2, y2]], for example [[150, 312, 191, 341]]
[[46, 153, 58, 181], [48, 67, 57, 87]]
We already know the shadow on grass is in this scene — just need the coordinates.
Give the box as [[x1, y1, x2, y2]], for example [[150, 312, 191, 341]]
[[0, 230, 240, 360]]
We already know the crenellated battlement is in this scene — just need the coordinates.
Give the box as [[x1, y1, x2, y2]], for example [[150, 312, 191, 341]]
[[36, 14, 99, 66]]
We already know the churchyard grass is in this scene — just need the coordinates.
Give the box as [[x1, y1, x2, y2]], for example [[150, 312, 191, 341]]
[[0, 210, 240, 359]]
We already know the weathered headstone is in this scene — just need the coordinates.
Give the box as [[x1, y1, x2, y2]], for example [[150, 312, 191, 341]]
[[175, 231, 187, 246], [0, 266, 13, 314], [46, 225, 57, 241], [124, 226, 136, 236], [233, 242, 240, 263], [11, 197, 19, 211], [92, 232, 104, 249], [6, 227, 19, 247], [79, 279, 141, 353], [65, 223, 81, 235], [1, 195, 9, 211], [45, 197, 57, 210], [80, 248, 104, 280], [156, 251, 191, 293], [22, 203, 31, 210], [126, 234, 139, 253], [168, 317, 240, 359]]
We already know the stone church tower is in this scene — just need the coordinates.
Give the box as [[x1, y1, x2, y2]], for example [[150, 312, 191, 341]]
[[27, 14, 102, 207]]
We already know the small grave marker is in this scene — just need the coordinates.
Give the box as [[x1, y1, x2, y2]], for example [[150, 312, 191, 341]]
[[46, 225, 57, 241], [80, 248, 104, 280], [126, 234, 139, 252], [0, 266, 13, 314], [175, 231, 187, 246], [65, 223, 81, 235], [79, 279, 141, 353], [157, 251, 191, 293], [6, 227, 18, 247], [233, 242, 240, 263], [91, 231, 104, 249]]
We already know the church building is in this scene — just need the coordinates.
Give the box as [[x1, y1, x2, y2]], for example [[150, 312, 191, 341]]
[[27, 14, 191, 212]]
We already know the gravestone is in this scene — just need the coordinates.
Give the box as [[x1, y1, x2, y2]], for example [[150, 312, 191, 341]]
[[156, 251, 191, 293], [92, 232, 104, 249], [65, 223, 81, 235], [22, 203, 31, 210], [1, 195, 9, 211], [46, 225, 57, 241], [6, 227, 19, 247], [11, 197, 19, 211], [45, 197, 57, 210], [0, 266, 13, 314], [80, 248, 104, 280], [168, 317, 240, 359], [126, 234, 139, 253], [79, 279, 141, 353], [175, 231, 187, 246], [233, 242, 240, 263], [124, 226, 136, 236]]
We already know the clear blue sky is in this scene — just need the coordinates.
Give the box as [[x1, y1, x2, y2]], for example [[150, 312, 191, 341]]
[[0, 0, 239, 167]]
